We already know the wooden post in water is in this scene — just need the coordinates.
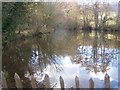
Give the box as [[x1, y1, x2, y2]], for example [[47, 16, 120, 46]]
[[44, 74, 50, 88], [2, 71, 8, 88], [89, 78, 94, 90], [31, 75, 37, 88], [75, 76, 79, 90], [14, 73, 23, 88], [59, 76, 65, 90], [104, 73, 110, 89]]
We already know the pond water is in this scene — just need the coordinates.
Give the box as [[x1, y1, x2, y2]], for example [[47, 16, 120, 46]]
[[2, 29, 120, 88]]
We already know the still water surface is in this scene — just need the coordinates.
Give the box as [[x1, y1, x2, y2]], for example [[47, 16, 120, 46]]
[[2, 30, 119, 88]]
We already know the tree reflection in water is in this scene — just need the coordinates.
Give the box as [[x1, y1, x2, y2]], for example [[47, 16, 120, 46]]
[[71, 31, 119, 74], [2, 30, 119, 88], [2, 1, 120, 88]]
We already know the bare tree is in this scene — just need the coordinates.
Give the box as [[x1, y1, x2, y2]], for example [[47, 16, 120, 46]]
[[118, 1, 120, 29]]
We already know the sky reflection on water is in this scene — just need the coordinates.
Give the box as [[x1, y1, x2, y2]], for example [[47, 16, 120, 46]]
[[2, 30, 119, 88], [34, 46, 118, 88]]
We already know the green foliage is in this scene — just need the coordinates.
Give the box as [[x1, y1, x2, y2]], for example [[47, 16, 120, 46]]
[[2, 2, 28, 32], [2, 2, 29, 47]]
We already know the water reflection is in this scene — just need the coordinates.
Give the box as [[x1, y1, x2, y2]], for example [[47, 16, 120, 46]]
[[2, 30, 119, 88], [35, 55, 118, 88]]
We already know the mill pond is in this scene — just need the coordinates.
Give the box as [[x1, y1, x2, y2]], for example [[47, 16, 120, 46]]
[[2, 2, 120, 88]]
